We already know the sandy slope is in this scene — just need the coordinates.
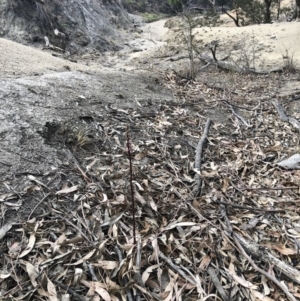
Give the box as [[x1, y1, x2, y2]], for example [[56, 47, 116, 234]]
[[0, 38, 79, 76], [193, 21, 300, 69], [1, 15, 300, 75]]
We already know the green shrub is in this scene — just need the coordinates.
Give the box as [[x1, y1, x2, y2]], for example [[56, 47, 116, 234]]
[[141, 12, 167, 22]]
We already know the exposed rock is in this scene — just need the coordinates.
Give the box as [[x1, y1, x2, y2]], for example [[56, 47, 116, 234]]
[[0, 0, 135, 54]]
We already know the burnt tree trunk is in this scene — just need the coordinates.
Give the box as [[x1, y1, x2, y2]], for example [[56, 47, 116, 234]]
[[264, 0, 273, 23], [296, 0, 300, 18]]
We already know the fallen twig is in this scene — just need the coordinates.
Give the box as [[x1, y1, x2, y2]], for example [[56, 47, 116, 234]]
[[193, 118, 212, 196], [126, 125, 136, 244], [217, 200, 285, 213], [53, 280, 86, 301], [272, 100, 300, 131], [241, 186, 299, 191], [55, 214, 97, 249], [156, 247, 197, 286], [28, 192, 51, 220], [221, 205, 298, 301], [233, 235, 297, 301]]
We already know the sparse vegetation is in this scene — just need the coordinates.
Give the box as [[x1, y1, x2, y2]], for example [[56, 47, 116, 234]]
[[141, 12, 168, 22], [229, 32, 266, 72], [174, 7, 222, 79], [282, 46, 298, 72]]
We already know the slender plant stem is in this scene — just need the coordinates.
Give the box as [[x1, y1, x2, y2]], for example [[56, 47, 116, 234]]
[[126, 125, 136, 244]]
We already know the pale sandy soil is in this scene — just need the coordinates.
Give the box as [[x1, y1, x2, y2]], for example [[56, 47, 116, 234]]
[[1, 13, 300, 75], [193, 21, 300, 69], [0, 38, 85, 77]]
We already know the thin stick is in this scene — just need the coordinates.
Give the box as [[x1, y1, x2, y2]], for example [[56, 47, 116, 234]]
[[193, 118, 212, 196], [126, 125, 136, 244], [241, 186, 299, 191], [216, 200, 285, 213], [52, 280, 86, 301], [147, 245, 197, 286], [28, 192, 51, 220]]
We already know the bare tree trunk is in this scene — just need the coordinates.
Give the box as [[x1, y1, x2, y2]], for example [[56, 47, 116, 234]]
[[296, 0, 300, 18], [277, 0, 281, 20], [208, 0, 216, 12], [225, 9, 240, 27], [264, 0, 273, 23]]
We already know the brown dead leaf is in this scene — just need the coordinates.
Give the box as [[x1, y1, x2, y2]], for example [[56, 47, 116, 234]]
[[142, 264, 160, 284], [198, 255, 211, 271], [228, 262, 258, 289], [19, 232, 36, 258], [26, 261, 38, 287], [266, 244, 297, 255], [91, 261, 119, 270], [0, 223, 13, 240], [56, 185, 78, 195], [94, 285, 111, 301], [47, 278, 59, 301], [67, 249, 96, 266]]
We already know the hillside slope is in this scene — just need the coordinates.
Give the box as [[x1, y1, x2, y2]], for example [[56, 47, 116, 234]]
[[0, 0, 135, 54]]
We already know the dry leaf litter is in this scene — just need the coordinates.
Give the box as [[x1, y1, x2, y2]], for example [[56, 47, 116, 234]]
[[1, 68, 300, 301]]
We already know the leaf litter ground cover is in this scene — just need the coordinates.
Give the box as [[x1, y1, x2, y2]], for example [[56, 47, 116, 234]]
[[1, 67, 300, 301]]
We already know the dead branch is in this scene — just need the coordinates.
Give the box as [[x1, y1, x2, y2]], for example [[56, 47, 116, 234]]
[[233, 234, 297, 301], [28, 192, 51, 220], [126, 126, 136, 244], [65, 148, 92, 183], [234, 233, 300, 286], [55, 214, 97, 249], [216, 200, 285, 213], [206, 40, 219, 61], [221, 100, 251, 127], [241, 186, 299, 191], [199, 53, 246, 72], [150, 246, 197, 286], [53, 280, 86, 301], [135, 236, 142, 301], [272, 100, 300, 131], [199, 53, 283, 74], [199, 62, 212, 71], [222, 205, 297, 301], [193, 118, 212, 196]]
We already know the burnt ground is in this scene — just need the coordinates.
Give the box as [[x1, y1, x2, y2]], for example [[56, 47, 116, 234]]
[[0, 67, 172, 217], [1, 17, 300, 301]]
